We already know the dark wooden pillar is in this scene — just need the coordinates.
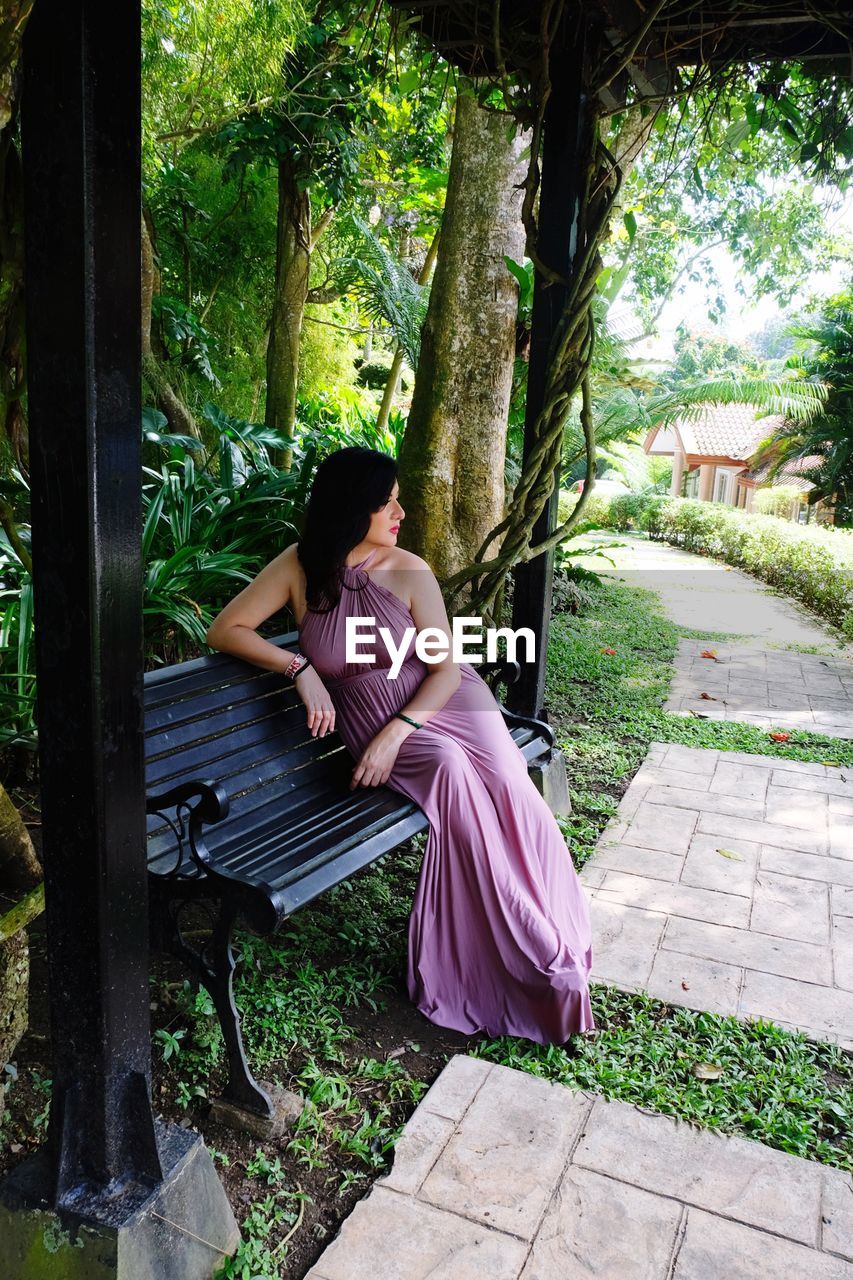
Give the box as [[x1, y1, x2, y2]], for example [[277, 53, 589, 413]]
[[0, 5, 238, 1274], [20, 0, 163, 1206], [508, 30, 599, 720]]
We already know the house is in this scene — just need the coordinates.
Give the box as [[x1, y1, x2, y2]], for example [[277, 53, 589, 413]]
[[643, 403, 832, 524]]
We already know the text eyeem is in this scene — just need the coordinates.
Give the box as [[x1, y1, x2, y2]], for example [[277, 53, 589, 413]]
[[345, 616, 536, 679]]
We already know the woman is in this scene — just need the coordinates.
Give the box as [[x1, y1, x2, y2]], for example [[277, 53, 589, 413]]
[[206, 446, 594, 1044]]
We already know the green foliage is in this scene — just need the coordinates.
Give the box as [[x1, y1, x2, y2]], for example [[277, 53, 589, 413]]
[[582, 492, 853, 634], [753, 484, 806, 520], [142, 411, 315, 662], [0, 537, 34, 747]]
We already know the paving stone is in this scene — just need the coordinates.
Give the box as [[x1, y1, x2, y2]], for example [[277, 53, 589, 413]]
[[644, 784, 766, 820], [574, 1099, 823, 1244], [661, 744, 719, 774], [631, 764, 715, 793], [679, 833, 759, 897], [709, 761, 771, 802], [519, 1166, 681, 1280], [308, 1186, 528, 1280], [832, 821, 853, 861], [833, 915, 853, 991], [697, 810, 829, 856], [621, 800, 697, 855], [578, 863, 606, 889], [597, 870, 750, 928], [765, 783, 829, 829], [661, 916, 833, 984], [588, 897, 666, 988], [831, 796, 853, 819], [380, 1107, 456, 1196], [834, 886, 853, 917], [673, 1209, 852, 1280], [738, 970, 853, 1041], [587, 842, 684, 883], [761, 844, 853, 888], [772, 770, 853, 801], [751, 871, 830, 943], [822, 1169, 853, 1262], [419, 1054, 492, 1122], [646, 950, 743, 1016], [419, 1064, 591, 1240]]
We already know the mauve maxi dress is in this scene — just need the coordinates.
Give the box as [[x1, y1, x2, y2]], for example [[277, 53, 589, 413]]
[[297, 547, 595, 1044]]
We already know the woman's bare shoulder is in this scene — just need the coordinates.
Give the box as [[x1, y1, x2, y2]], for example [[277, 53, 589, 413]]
[[377, 547, 432, 573]]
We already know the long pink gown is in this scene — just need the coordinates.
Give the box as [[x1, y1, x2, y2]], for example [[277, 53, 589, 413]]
[[297, 547, 595, 1044]]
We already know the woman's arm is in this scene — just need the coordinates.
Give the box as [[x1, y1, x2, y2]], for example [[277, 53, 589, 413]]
[[350, 557, 461, 788], [206, 546, 337, 739], [206, 548, 297, 673]]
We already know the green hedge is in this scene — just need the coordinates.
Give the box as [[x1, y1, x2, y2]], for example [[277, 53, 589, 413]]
[[567, 492, 853, 639]]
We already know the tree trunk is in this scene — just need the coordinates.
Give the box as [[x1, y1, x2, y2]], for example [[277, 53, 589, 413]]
[[265, 152, 311, 469], [397, 92, 528, 583], [0, 2, 33, 467], [0, 783, 39, 1094]]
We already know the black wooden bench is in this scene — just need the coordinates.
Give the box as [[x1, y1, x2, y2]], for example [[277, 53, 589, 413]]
[[144, 631, 554, 1127]]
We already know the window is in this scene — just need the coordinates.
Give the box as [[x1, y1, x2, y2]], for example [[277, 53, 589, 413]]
[[684, 469, 700, 498]]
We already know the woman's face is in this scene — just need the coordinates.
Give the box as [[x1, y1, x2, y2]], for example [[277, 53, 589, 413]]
[[366, 478, 404, 546]]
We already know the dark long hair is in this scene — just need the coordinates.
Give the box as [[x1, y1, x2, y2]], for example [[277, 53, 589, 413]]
[[297, 446, 399, 612]]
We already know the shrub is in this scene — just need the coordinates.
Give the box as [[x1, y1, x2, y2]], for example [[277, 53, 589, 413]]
[[585, 493, 853, 637]]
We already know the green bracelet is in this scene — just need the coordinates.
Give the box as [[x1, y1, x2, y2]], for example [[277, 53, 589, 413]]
[[395, 712, 423, 730]]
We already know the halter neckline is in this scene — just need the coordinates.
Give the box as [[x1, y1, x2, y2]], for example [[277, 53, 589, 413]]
[[345, 547, 379, 572]]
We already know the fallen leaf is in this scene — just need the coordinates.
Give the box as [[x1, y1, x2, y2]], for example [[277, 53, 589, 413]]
[[681, 981, 690, 990], [769, 731, 791, 742], [688, 709, 710, 718], [700, 649, 718, 660], [717, 847, 744, 861], [9, 1143, 22, 1154], [691, 1062, 724, 1081], [601, 646, 617, 655], [699, 692, 717, 700]]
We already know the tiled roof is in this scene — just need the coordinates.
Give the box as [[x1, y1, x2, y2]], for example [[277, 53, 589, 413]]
[[746, 453, 821, 492], [673, 403, 785, 460]]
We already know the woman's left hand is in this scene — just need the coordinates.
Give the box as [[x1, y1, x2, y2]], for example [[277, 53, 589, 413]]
[[350, 724, 405, 789]]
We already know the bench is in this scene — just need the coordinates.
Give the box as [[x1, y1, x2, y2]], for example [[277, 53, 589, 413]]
[[144, 631, 554, 1128]]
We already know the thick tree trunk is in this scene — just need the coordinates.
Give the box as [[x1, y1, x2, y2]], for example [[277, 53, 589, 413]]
[[397, 92, 527, 582], [0, 783, 39, 1093], [265, 152, 311, 469], [0, 3, 32, 467]]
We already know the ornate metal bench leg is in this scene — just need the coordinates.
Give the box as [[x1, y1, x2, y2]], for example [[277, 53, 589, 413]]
[[202, 906, 275, 1120]]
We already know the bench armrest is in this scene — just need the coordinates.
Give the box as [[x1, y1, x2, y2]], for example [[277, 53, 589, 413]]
[[146, 780, 230, 875], [478, 658, 521, 689], [478, 659, 555, 754]]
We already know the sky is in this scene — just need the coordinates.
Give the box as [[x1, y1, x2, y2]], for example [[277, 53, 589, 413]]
[[614, 187, 853, 364]]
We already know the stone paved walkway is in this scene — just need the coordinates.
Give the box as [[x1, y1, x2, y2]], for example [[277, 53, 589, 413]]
[[580, 741, 853, 1047], [572, 529, 844, 650], [306, 1055, 853, 1279], [665, 638, 853, 737]]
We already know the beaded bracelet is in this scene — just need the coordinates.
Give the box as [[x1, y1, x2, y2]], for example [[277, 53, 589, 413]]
[[395, 711, 422, 730]]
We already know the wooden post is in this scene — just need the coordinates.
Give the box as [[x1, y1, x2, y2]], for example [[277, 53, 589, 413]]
[[0, 2, 238, 1273], [508, 29, 600, 720]]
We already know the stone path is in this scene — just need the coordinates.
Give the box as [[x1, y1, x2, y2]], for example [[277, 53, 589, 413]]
[[666, 638, 853, 737], [572, 528, 844, 649], [306, 1055, 853, 1279], [580, 741, 853, 1046]]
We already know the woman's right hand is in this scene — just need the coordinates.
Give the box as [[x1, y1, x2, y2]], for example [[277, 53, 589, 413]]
[[294, 667, 336, 738]]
